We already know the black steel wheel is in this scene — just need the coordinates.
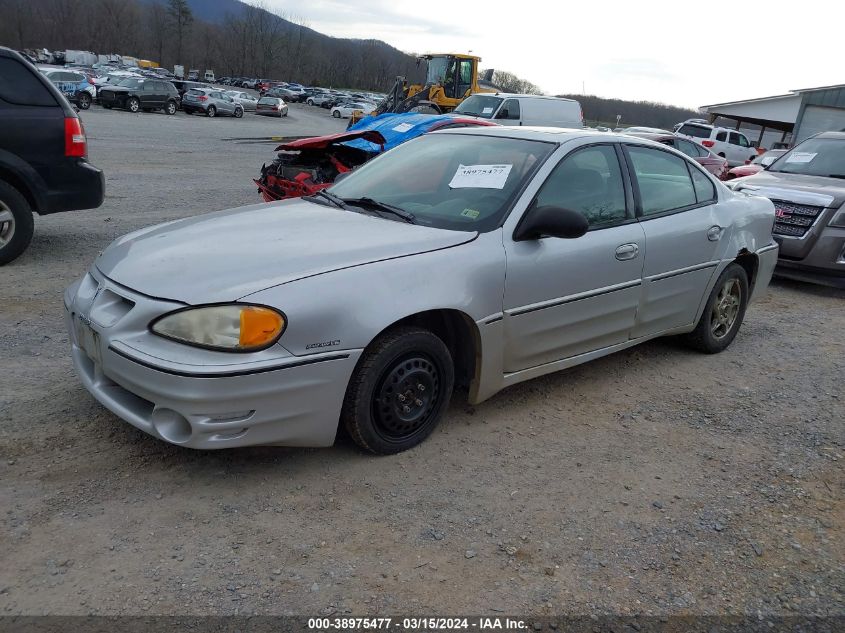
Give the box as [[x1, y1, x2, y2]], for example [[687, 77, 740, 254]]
[[342, 327, 454, 454]]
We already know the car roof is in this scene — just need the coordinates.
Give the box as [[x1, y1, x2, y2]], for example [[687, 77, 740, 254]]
[[815, 131, 845, 140], [474, 93, 579, 103], [432, 126, 597, 143]]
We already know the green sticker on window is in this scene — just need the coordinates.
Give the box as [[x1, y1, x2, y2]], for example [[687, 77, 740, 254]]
[[461, 208, 480, 219]]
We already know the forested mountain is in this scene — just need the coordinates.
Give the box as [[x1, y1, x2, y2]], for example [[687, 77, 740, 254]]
[[0, 0, 425, 90], [560, 93, 701, 128]]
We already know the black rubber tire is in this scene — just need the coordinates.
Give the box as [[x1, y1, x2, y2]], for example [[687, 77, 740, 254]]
[[332, 110, 341, 118], [127, 97, 140, 113], [234, 107, 243, 118], [341, 327, 454, 455], [684, 263, 749, 354], [207, 105, 216, 118], [77, 93, 91, 110], [165, 101, 177, 115], [0, 180, 35, 266], [102, 104, 112, 109]]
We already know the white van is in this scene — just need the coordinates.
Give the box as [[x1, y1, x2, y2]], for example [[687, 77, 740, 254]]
[[452, 93, 584, 128]]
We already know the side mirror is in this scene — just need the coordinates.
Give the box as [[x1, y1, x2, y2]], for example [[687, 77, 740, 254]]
[[514, 206, 589, 241]]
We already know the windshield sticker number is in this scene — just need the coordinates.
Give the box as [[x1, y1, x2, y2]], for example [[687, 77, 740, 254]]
[[482, 107, 494, 114], [785, 152, 817, 164], [449, 164, 513, 190], [460, 208, 480, 219], [392, 122, 414, 133]]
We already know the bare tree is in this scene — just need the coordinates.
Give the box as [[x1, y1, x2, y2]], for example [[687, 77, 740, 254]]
[[166, 0, 192, 63], [146, 1, 168, 65]]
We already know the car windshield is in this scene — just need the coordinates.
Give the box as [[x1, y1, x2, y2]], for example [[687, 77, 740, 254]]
[[453, 95, 503, 119], [115, 78, 142, 88], [677, 123, 711, 138], [767, 138, 845, 177], [326, 133, 555, 232], [753, 150, 786, 166]]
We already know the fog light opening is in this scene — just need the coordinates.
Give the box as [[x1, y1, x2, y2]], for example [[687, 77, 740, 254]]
[[151, 408, 192, 444]]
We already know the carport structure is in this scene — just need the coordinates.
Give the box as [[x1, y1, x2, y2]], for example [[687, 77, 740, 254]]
[[702, 93, 801, 148], [702, 83, 845, 148]]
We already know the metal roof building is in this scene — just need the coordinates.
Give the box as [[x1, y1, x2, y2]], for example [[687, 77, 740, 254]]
[[702, 84, 845, 148]]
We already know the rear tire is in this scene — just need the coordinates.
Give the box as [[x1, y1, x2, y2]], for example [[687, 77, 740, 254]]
[[77, 93, 91, 110], [234, 107, 243, 118], [0, 180, 35, 266], [127, 97, 140, 113], [684, 263, 749, 354], [165, 101, 177, 115], [332, 110, 340, 118], [341, 327, 454, 455], [207, 105, 216, 118]]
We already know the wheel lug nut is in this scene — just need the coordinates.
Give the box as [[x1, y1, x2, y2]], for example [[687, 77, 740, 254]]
[[398, 394, 406, 402], [415, 399, 423, 406], [417, 384, 425, 391], [403, 405, 411, 414]]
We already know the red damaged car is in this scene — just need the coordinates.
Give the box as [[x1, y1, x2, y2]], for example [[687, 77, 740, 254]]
[[625, 132, 729, 179], [255, 113, 496, 202]]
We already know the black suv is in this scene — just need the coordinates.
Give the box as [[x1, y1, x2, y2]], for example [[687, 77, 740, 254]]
[[98, 77, 179, 114], [0, 47, 104, 264]]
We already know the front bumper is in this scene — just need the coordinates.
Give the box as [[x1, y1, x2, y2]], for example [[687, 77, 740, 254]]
[[64, 271, 361, 449], [775, 225, 845, 288]]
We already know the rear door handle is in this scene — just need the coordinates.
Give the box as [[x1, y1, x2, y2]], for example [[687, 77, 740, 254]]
[[707, 225, 724, 241], [615, 243, 639, 261]]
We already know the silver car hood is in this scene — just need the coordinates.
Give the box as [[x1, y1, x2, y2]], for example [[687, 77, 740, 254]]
[[733, 171, 845, 208], [95, 199, 477, 304]]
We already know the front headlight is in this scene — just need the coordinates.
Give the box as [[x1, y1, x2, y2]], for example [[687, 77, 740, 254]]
[[830, 206, 845, 228], [150, 304, 286, 352]]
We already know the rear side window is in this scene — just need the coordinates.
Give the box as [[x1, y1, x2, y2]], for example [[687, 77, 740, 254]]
[[675, 139, 699, 158], [678, 124, 711, 138], [0, 58, 58, 106], [535, 145, 627, 228], [690, 167, 716, 203], [627, 146, 697, 216], [716, 131, 727, 142]]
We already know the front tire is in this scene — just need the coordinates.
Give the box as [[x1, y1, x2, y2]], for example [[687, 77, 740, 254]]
[[207, 105, 216, 118], [127, 97, 140, 113], [341, 327, 454, 455], [684, 263, 749, 353], [0, 181, 35, 266], [332, 110, 341, 118], [234, 107, 243, 118], [165, 101, 177, 115], [77, 93, 91, 110]]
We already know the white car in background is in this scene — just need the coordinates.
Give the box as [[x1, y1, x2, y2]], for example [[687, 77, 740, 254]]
[[225, 90, 259, 111], [331, 101, 376, 119], [675, 121, 758, 167]]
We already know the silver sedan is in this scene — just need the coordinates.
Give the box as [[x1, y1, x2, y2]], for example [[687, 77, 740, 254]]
[[65, 128, 778, 454]]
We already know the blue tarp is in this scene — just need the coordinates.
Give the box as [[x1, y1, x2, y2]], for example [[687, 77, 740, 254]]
[[343, 113, 461, 154]]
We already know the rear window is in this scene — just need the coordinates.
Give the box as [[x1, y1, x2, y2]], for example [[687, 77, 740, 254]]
[[0, 58, 58, 106], [258, 97, 278, 105], [187, 89, 206, 96], [677, 123, 711, 139]]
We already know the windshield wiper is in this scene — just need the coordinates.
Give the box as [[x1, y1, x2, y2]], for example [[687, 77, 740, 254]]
[[341, 197, 416, 224], [826, 174, 845, 179], [306, 189, 348, 209]]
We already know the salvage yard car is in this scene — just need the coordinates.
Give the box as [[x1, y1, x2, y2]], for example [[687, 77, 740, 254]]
[[65, 128, 777, 454], [182, 88, 244, 117], [98, 77, 179, 114], [40, 68, 96, 110], [727, 132, 845, 287], [0, 47, 104, 264]]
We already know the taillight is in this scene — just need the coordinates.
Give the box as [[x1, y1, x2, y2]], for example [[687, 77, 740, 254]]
[[87, 76, 95, 85], [198, 95, 208, 101], [64, 117, 87, 158], [702, 140, 715, 148]]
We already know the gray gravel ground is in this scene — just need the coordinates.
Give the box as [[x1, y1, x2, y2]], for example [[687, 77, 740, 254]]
[[0, 104, 843, 619]]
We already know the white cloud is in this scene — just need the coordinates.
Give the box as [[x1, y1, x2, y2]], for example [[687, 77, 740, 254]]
[[253, 0, 843, 108]]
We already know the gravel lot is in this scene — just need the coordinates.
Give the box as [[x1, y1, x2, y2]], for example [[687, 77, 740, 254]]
[[1, 105, 843, 620]]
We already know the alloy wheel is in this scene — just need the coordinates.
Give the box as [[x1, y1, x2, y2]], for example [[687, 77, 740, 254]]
[[0, 201, 15, 248], [711, 278, 741, 339]]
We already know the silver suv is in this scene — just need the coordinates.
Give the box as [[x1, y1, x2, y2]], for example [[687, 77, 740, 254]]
[[181, 88, 243, 118], [729, 131, 845, 287]]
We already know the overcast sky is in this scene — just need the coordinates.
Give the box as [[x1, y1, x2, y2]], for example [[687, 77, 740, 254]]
[[254, 0, 842, 109]]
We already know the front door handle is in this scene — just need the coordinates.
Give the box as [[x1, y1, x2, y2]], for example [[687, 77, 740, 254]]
[[707, 225, 724, 241], [615, 243, 639, 261]]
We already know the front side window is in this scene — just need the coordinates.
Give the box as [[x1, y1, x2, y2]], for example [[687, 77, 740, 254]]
[[498, 99, 521, 121], [328, 133, 555, 232], [534, 145, 627, 227], [627, 145, 697, 215]]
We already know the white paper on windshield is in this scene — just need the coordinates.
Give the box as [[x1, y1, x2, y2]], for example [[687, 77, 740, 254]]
[[449, 164, 513, 189], [482, 107, 494, 114], [392, 122, 414, 133], [785, 152, 817, 164]]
